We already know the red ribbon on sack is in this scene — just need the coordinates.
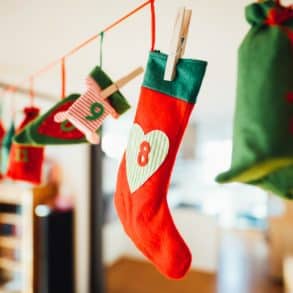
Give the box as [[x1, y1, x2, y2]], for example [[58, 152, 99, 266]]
[[265, 5, 293, 46], [265, 6, 293, 25]]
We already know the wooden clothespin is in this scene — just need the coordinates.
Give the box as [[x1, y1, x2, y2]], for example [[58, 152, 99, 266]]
[[164, 7, 192, 81], [101, 67, 144, 99]]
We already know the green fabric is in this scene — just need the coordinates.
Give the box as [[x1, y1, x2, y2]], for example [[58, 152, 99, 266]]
[[1, 122, 15, 173], [245, 1, 276, 26], [216, 0, 293, 199], [250, 166, 293, 199], [90, 66, 130, 114], [143, 51, 207, 104]]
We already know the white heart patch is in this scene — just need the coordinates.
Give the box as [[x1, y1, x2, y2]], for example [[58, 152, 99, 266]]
[[126, 123, 169, 193]]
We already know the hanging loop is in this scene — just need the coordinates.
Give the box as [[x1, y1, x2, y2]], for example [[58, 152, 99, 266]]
[[99, 32, 105, 68], [2, 0, 155, 99], [10, 93, 16, 122], [61, 57, 66, 99], [29, 77, 35, 106], [5, 86, 18, 122], [150, 0, 156, 51]]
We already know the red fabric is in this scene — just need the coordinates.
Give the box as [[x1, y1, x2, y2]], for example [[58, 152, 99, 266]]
[[114, 87, 194, 279], [0, 121, 5, 141], [17, 107, 39, 131], [265, 6, 293, 26], [265, 6, 293, 56], [38, 99, 84, 140], [264, 4, 293, 47], [7, 107, 44, 185], [7, 145, 44, 184]]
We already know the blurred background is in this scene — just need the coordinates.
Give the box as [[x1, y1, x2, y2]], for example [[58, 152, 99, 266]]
[[0, 0, 293, 292]]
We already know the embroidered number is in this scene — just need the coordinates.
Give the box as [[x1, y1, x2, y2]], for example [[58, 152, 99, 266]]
[[60, 120, 75, 132], [137, 141, 151, 167], [126, 124, 170, 193], [86, 102, 104, 121], [15, 148, 29, 163]]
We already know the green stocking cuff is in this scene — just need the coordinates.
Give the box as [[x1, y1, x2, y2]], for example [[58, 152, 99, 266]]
[[142, 51, 207, 104]]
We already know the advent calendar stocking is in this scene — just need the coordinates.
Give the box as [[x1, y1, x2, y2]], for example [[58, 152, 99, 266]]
[[14, 94, 87, 145], [14, 67, 130, 145], [114, 51, 207, 279], [54, 77, 119, 144], [7, 107, 44, 184]]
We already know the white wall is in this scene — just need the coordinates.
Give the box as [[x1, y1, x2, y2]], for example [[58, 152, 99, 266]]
[[103, 209, 220, 273]]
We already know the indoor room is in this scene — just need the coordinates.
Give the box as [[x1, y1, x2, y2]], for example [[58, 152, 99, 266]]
[[0, 0, 293, 292]]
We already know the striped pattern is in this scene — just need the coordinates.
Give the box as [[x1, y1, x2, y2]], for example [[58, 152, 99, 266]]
[[126, 123, 169, 193], [65, 77, 118, 134]]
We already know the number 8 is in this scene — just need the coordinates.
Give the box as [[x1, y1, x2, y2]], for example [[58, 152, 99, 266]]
[[137, 141, 151, 167]]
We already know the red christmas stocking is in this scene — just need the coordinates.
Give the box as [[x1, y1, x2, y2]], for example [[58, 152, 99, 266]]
[[7, 107, 44, 184], [114, 51, 207, 279]]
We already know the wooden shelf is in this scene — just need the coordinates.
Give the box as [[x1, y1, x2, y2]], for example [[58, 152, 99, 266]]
[[0, 194, 22, 206], [0, 288, 21, 293], [0, 214, 21, 226], [0, 237, 21, 249], [0, 257, 21, 272], [0, 183, 39, 293]]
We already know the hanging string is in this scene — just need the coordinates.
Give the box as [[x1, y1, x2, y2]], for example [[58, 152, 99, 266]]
[[99, 32, 105, 68], [61, 58, 66, 99], [102, 0, 153, 33], [10, 94, 16, 123], [29, 77, 35, 106], [2, 0, 156, 97], [150, 0, 156, 51]]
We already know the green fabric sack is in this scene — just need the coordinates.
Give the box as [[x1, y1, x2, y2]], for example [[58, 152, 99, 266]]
[[14, 66, 131, 146], [216, 1, 293, 199]]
